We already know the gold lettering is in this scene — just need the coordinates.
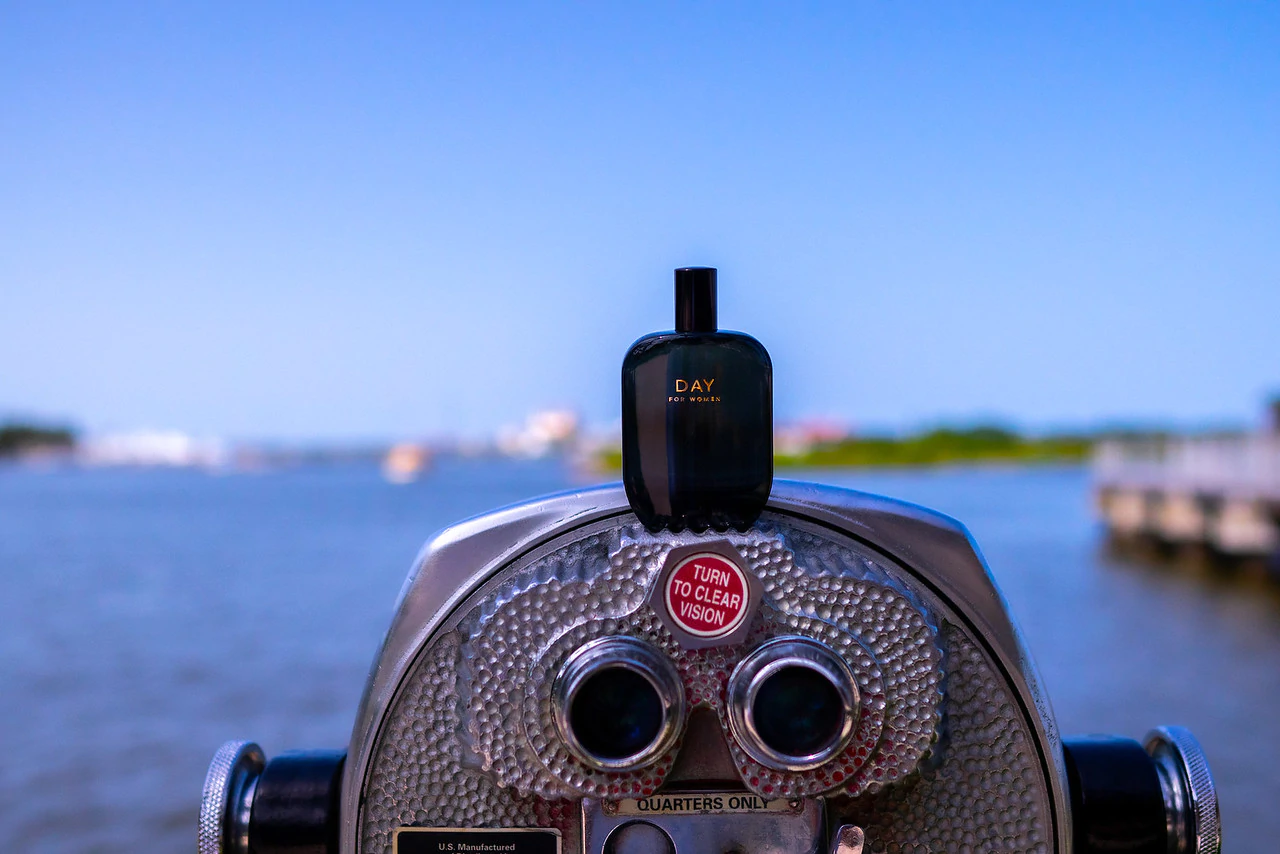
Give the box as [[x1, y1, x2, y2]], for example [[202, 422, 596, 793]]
[[704, 378, 715, 390], [674, 379, 688, 392], [690, 380, 704, 392]]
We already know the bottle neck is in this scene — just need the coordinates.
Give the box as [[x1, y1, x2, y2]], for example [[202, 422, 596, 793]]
[[675, 268, 717, 333]]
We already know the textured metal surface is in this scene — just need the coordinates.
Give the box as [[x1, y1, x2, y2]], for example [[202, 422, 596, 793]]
[[1146, 726, 1222, 854], [831, 626, 1050, 852], [355, 518, 1055, 853], [343, 481, 1071, 854], [344, 484, 633, 848], [359, 631, 562, 854], [199, 740, 264, 854], [743, 528, 940, 797]]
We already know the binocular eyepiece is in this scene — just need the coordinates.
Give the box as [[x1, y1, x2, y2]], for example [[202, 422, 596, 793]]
[[725, 636, 859, 772], [553, 636, 685, 771]]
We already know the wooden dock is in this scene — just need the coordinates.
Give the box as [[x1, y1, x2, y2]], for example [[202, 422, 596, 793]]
[[1094, 433, 1280, 569]]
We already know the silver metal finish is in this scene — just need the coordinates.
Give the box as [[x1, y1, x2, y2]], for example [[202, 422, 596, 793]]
[[552, 635, 685, 771], [342, 480, 1072, 854], [358, 524, 943, 834], [582, 796, 825, 854], [344, 484, 630, 840], [663, 707, 739, 786], [726, 636, 859, 771], [1145, 726, 1222, 854], [198, 740, 265, 854]]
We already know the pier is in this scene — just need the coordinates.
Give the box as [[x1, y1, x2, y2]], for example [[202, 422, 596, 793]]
[[1094, 423, 1280, 571]]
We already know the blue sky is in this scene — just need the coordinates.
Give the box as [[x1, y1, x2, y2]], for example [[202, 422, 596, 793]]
[[2, 3, 1277, 440]]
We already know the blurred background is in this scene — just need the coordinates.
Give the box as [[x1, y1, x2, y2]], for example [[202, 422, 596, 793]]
[[1, 3, 1277, 851]]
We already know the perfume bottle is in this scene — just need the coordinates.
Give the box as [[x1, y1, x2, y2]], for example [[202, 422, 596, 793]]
[[621, 267, 773, 532]]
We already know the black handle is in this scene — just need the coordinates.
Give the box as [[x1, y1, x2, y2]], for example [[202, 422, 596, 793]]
[[248, 750, 346, 854], [1063, 736, 1167, 854]]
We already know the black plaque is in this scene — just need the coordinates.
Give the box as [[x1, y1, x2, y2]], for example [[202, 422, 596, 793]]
[[394, 827, 561, 854]]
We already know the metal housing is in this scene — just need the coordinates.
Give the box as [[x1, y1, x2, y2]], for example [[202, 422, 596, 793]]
[[339, 480, 1072, 854]]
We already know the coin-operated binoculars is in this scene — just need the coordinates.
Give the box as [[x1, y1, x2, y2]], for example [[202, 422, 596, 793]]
[[202, 269, 1220, 854]]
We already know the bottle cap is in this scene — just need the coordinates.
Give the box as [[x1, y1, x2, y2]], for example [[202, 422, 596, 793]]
[[675, 267, 717, 333]]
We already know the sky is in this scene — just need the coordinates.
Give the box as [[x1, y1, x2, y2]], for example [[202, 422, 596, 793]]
[[2, 3, 1277, 441]]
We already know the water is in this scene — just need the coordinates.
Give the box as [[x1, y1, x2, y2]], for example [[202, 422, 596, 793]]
[[1, 461, 1275, 851]]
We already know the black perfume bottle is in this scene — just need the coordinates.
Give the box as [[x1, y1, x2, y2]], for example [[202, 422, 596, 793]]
[[621, 267, 773, 532]]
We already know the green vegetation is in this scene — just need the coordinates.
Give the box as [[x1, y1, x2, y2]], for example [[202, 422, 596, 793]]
[[596, 448, 625, 471], [0, 423, 77, 457], [594, 427, 1092, 472], [776, 427, 1091, 468]]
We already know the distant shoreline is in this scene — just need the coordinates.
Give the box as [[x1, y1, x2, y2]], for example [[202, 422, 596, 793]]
[[593, 428, 1092, 472], [774, 458, 1089, 472], [591, 455, 1091, 473]]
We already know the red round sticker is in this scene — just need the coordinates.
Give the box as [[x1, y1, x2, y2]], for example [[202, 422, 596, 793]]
[[663, 552, 751, 638]]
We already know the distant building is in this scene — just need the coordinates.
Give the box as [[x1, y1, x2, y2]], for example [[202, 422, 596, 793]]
[[79, 430, 226, 468], [496, 410, 580, 458], [775, 419, 850, 456]]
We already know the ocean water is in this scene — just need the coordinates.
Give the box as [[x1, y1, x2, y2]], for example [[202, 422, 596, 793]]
[[1, 461, 1276, 851]]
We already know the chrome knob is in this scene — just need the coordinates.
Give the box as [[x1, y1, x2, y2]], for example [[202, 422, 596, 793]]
[[830, 825, 866, 854], [198, 740, 265, 854], [1144, 726, 1222, 854]]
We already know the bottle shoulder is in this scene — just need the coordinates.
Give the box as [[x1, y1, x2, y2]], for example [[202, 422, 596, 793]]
[[624, 330, 771, 365]]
